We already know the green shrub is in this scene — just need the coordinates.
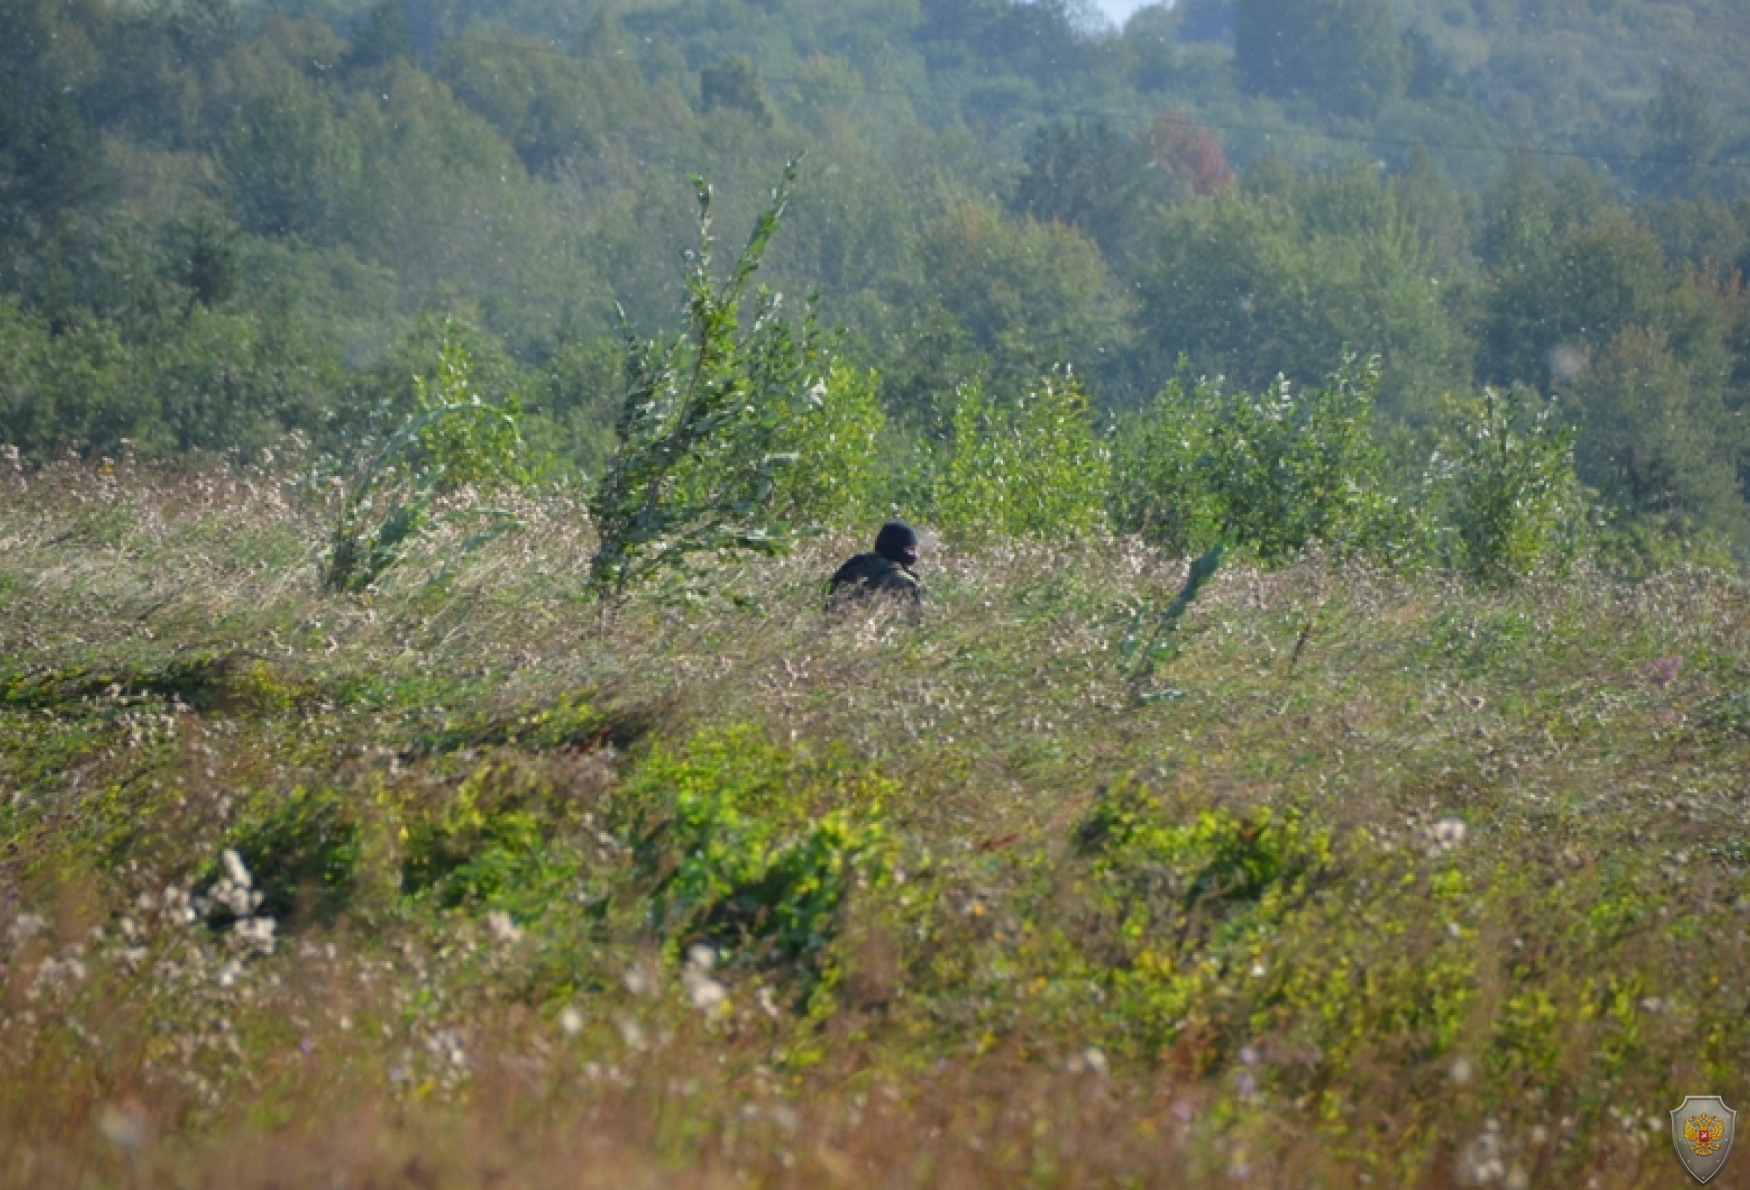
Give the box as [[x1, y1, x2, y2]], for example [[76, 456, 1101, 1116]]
[[1113, 354, 1399, 563], [1109, 371, 1226, 554], [588, 160, 835, 599], [770, 362, 887, 528], [399, 757, 579, 918], [324, 322, 526, 592], [616, 727, 892, 984], [215, 785, 363, 925], [935, 368, 1109, 541], [1431, 386, 1586, 584], [1072, 777, 1333, 1055]]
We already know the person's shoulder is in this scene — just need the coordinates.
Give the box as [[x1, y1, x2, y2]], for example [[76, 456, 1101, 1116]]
[[831, 553, 891, 585]]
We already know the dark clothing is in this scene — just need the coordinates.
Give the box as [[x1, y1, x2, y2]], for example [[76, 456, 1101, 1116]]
[[827, 552, 923, 608]]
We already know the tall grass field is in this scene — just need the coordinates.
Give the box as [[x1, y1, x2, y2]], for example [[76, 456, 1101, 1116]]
[[3, 455, 1749, 1187]]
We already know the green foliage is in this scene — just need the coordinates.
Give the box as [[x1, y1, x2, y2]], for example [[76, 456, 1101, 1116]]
[[588, 160, 833, 598], [1113, 356, 1398, 563], [1012, 120, 1152, 260], [1569, 327, 1750, 549], [699, 55, 772, 125], [935, 369, 1109, 542], [1234, 0, 1406, 115], [1072, 779, 1333, 1054], [221, 81, 360, 241], [325, 323, 526, 592], [1138, 172, 1466, 423], [435, 33, 607, 174], [1117, 542, 1223, 701], [1478, 213, 1677, 391], [617, 727, 892, 984], [770, 362, 887, 527], [2, 0, 1750, 575], [1640, 66, 1722, 199], [0, 0, 105, 242], [340, 1, 416, 76], [885, 201, 1132, 423], [400, 757, 579, 917], [219, 785, 363, 925], [1430, 387, 1585, 584], [0, 292, 336, 458], [1109, 371, 1227, 554]]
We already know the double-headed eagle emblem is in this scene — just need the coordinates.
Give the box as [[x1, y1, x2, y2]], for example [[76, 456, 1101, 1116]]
[[1672, 1096, 1737, 1183], [1686, 1112, 1726, 1157]]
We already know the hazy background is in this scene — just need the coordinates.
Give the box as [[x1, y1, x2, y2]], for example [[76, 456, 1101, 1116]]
[[1094, 0, 1156, 27]]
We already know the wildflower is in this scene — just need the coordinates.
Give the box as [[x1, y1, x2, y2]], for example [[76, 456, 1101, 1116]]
[[96, 1102, 149, 1153], [160, 887, 197, 925], [1449, 1056, 1474, 1084], [208, 854, 262, 920], [6, 913, 47, 946], [1427, 818, 1467, 856], [233, 916, 276, 955], [681, 945, 728, 1013], [425, 1028, 468, 1070], [1456, 1119, 1505, 1185], [616, 1016, 647, 1050], [683, 968, 727, 1013], [623, 964, 655, 998], [222, 849, 252, 889], [486, 911, 523, 944], [559, 1006, 585, 1038]]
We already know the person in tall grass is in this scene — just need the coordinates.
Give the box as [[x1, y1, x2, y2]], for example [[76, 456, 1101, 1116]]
[[827, 521, 924, 609]]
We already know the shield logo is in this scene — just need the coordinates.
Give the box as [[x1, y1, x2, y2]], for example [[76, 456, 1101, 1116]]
[[1672, 1096, 1737, 1183]]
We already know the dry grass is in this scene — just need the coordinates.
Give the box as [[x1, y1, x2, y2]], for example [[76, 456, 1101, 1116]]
[[4, 457, 1750, 1187]]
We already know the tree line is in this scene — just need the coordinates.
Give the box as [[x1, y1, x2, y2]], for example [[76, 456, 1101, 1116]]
[[1, 0, 1747, 565]]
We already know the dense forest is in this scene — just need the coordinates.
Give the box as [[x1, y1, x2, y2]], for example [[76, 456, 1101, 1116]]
[[3, 0, 1749, 562]]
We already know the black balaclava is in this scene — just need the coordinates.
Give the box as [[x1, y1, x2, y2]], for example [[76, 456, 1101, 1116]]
[[874, 521, 919, 564]]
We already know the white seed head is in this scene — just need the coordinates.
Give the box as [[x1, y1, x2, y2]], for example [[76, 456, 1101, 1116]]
[[221, 849, 252, 890]]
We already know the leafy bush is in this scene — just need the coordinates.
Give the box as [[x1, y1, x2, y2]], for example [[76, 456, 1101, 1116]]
[[616, 727, 892, 986], [1430, 386, 1586, 584], [935, 368, 1109, 541], [399, 757, 580, 918], [1113, 355, 1399, 562], [1071, 777, 1333, 1055], [214, 785, 363, 925], [324, 323, 525, 592], [1109, 371, 1227, 554], [770, 361, 887, 528], [587, 161, 834, 598], [0, 294, 335, 459]]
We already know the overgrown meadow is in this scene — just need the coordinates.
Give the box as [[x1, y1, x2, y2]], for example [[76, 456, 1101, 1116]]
[[3, 446, 1749, 1188]]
